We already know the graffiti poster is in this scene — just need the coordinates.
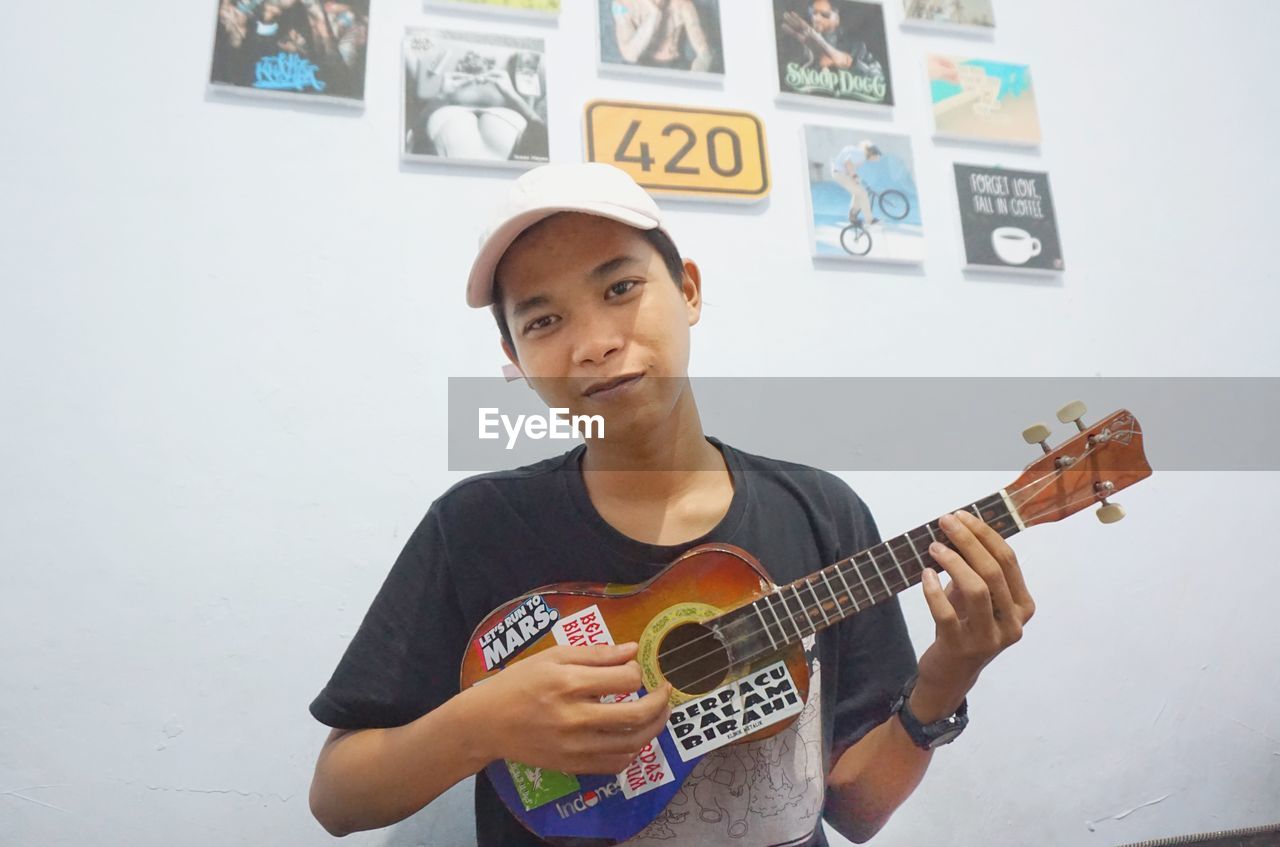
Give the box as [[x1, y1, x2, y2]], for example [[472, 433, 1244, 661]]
[[210, 0, 370, 104]]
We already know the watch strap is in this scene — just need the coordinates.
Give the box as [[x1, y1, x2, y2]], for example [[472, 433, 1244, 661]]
[[891, 673, 969, 750]]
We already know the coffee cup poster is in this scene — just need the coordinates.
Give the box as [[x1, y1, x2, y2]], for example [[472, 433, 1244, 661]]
[[929, 56, 1041, 146], [210, 0, 370, 104], [954, 165, 1064, 273], [773, 0, 894, 109]]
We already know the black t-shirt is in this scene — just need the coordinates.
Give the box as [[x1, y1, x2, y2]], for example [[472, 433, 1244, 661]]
[[310, 438, 918, 846]]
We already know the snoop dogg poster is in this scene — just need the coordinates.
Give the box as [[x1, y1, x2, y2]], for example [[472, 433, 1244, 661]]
[[773, 0, 893, 107]]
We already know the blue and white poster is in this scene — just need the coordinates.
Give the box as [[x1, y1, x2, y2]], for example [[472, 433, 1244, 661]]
[[210, 0, 370, 104], [929, 55, 1040, 146], [803, 125, 924, 264]]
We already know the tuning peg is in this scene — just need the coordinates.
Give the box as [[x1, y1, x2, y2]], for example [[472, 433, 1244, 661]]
[[1022, 423, 1052, 454], [1096, 503, 1126, 524], [1057, 400, 1088, 432]]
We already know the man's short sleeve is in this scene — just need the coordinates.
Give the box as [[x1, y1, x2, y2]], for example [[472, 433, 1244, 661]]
[[308, 505, 469, 730], [823, 478, 920, 761]]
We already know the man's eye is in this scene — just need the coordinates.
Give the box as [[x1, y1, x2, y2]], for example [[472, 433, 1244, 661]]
[[523, 315, 558, 334], [606, 279, 639, 298]]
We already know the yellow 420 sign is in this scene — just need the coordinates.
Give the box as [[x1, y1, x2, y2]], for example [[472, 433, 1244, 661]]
[[584, 100, 770, 201]]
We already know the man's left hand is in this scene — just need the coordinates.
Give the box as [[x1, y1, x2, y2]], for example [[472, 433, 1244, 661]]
[[914, 510, 1036, 720]]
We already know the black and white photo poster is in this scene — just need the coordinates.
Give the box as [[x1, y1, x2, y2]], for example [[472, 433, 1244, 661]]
[[954, 164, 1063, 273], [402, 28, 550, 167]]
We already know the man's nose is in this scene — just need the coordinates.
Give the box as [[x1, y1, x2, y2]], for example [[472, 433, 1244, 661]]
[[572, 315, 624, 366]]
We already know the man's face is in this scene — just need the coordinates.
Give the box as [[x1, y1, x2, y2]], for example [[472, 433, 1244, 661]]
[[496, 213, 700, 438], [810, 1, 839, 33]]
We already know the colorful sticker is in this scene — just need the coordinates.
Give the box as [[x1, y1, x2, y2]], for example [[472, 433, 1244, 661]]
[[552, 604, 634, 704], [619, 737, 674, 800], [505, 760, 581, 811], [538, 732, 675, 814], [552, 604, 616, 648], [476, 595, 559, 671], [552, 777, 625, 820], [667, 660, 805, 761], [486, 700, 695, 840]]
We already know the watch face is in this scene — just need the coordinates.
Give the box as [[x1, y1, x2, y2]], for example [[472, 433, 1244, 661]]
[[928, 728, 964, 749]]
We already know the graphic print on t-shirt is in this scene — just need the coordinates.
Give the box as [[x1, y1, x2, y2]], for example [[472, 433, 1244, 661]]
[[628, 634, 825, 845]]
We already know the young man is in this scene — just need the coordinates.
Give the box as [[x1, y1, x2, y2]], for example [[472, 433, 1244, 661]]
[[307, 163, 1035, 845]]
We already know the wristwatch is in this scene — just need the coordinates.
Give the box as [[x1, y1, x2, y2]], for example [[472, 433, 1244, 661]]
[[890, 673, 969, 750]]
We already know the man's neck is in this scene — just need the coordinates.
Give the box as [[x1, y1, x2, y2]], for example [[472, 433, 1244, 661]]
[[579, 386, 727, 505]]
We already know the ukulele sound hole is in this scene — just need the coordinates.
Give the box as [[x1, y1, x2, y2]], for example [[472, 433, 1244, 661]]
[[657, 623, 729, 696]]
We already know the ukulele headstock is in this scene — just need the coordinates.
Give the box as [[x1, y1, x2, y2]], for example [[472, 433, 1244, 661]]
[[1008, 403, 1151, 528]]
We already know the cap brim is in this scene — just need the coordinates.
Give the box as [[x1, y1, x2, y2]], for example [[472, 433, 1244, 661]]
[[466, 202, 659, 308]]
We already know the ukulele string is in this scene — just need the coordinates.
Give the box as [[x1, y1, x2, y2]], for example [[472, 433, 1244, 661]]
[[651, 502, 1027, 689], [654, 429, 1131, 676], [998, 427, 1138, 519], [650, 494, 1032, 687], [649, 435, 1135, 694], [662, 469, 1129, 695], [661, 477, 1116, 696]]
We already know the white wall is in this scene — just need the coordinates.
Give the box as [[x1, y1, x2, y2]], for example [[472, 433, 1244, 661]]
[[2, 1, 1277, 845]]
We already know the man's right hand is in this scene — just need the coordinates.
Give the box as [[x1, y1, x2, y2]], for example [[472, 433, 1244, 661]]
[[476, 642, 672, 776]]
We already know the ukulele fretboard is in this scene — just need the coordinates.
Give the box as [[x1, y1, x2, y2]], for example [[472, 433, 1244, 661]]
[[717, 492, 1022, 663]]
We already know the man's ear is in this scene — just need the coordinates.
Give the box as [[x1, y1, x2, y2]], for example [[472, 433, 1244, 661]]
[[501, 338, 524, 377], [681, 259, 703, 327]]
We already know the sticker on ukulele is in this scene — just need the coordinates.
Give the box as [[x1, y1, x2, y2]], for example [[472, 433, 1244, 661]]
[[668, 659, 804, 761], [552, 604, 635, 704], [552, 604, 615, 648], [619, 737, 674, 799], [476, 595, 560, 671], [552, 778, 625, 820], [505, 760, 581, 811]]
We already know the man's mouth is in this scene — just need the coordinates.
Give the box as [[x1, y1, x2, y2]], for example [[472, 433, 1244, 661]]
[[582, 372, 645, 399]]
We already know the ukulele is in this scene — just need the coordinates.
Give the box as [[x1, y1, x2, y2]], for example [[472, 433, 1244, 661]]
[[459, 403, 1151, 845]]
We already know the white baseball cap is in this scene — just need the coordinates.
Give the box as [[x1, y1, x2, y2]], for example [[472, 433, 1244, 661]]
[[465, 162, 668, 309]]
